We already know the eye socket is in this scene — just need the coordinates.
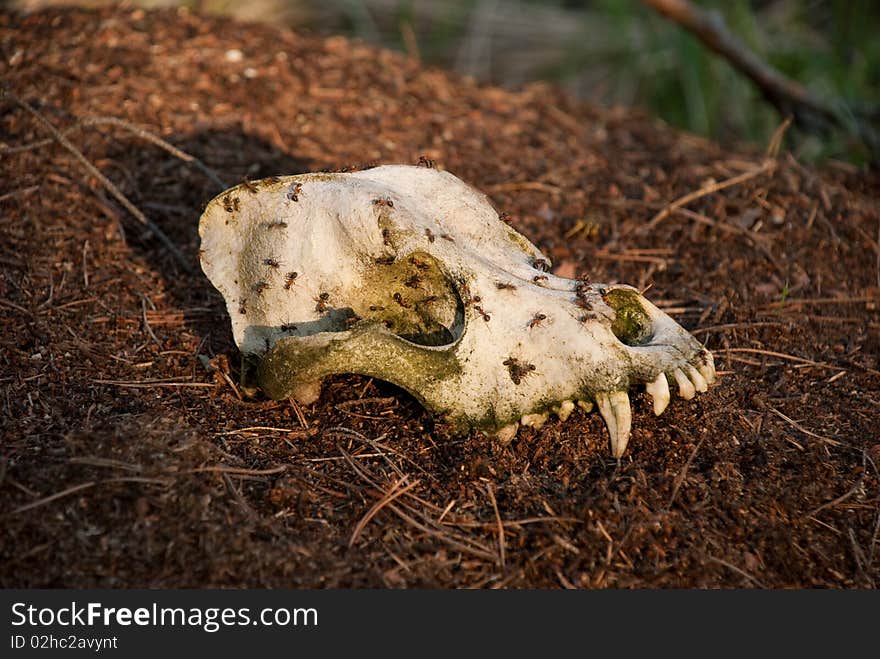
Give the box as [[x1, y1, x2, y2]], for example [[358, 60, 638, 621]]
[[603, 288, 654, 346]]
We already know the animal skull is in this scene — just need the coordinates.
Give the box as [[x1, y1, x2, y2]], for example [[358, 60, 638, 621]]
[[199, 165, 715, 456]]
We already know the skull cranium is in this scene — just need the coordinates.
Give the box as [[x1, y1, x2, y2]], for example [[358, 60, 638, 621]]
[[198, 165, 715, 456]]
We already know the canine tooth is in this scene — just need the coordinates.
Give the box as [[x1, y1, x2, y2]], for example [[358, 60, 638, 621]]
[[687, 364, 708, 393], [554, 400, 575, 422], [595, 391, 632, 458], [520, 412, 549, 429], [698, 352, 716, 384], [671, 368, 695, 400], [493, 422, 519, 445], [577, 399, 594, 413], [645, 372, 670, 416]]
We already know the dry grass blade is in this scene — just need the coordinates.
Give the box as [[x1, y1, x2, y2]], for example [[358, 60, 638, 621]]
[[640, 158, 776, 233], [768, 408, 845, 448], [8, 476, 171, 515], [223, 473, 257, 520], [336, 444, 495, 560], [804, 475, 866, 519], [765, 116, 794, 159], [219, 426, 309, 436], [349, 475, 421, 547], [4, 92, 193, 272], [667, 437, 706, 509], [706, 555, 767, 588], [713, 347, 839, 369], [91, 379, 215, 388], [486, 482, 506, 569], [185, 465, 287, 476], [383, 502, 496, 561], [9, 481, 96, 515], [326, 426, 433, 480], [335, 396, 397, 409], [1, 116, 229, 191], [289, 398, 309, 428], [68, 457, 144, 472]]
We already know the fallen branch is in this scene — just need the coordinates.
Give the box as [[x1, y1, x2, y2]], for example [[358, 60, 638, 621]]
[[643, 0, 879, 159]]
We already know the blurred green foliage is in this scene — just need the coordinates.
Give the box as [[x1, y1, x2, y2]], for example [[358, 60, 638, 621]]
[[581, 0, 880, 163], [309, 0, 879, 163]]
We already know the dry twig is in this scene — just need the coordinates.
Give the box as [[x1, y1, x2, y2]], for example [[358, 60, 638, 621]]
[[640, 158, 776, 233], [1, 115, 228, 191], [3, 92, 193, 272], [349, 475, 421, 547], [643, 0, 879, 158], [486, 482, 506, 569]]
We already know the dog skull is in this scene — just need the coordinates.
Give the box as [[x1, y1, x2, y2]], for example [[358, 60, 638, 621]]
[[199, 165, 715, 457]]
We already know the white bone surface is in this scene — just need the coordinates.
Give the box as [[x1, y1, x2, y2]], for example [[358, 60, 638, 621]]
[[199, 165, 715, 456]]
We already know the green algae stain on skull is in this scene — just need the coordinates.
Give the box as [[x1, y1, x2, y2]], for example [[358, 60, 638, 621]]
[[604, 287, 654, 347], [256, 323, 464, 407], [198, 165, 716, 457]]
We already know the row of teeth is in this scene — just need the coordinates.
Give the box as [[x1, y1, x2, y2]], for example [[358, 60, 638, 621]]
[[494, 352, 716, 458]]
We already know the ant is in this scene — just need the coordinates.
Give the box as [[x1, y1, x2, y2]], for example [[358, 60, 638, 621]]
[[503, 357, 536, 385], [287, 183, 303, 202], [373, 197, 394, 208], [404, 274, 422, 289], [528, 313, 547, 329], [263, 258, 280, 268], [314, 292, 330, 313], [417, 155, 436, 168], [393, 292, 411, 309], [575, 296, 592, 310], [474, 305, 491, 322], [441, 234, 454, 242], [410, 257, 430, 270], [424, 228, 435, 243], [283, 272, 298, 289], [495, 282, 517, 290], [281, 323, 297, 332], [223, 194, 240, 213], [251, 281, 270, 296], [532, 258, 551, 272], [267, 221, 288, 230], [242, 179, 258, 194], [533, 275, 548, 284], [238, 299, 247, 315]]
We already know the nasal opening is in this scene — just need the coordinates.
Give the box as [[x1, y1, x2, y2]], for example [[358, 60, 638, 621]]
[[603, 287, 655, 346]]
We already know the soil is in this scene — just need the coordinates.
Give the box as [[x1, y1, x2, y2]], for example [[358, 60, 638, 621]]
[[1, 5, 878, 589]]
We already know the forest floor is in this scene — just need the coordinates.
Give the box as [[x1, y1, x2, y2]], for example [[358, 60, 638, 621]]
[[1, 5, 878, 588]]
